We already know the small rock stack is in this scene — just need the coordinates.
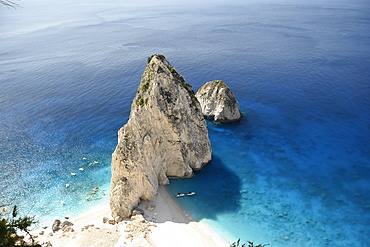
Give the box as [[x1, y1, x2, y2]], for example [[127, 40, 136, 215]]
[[195, 80, 242, 123]]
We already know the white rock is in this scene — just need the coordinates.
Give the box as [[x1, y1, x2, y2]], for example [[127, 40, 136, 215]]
[[110, 55, 212, 218], [195, 80, 242, 122]]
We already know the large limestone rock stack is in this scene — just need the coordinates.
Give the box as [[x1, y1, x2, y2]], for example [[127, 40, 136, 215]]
[[110, 55, 212, 218], [195, 80, 242, 123]]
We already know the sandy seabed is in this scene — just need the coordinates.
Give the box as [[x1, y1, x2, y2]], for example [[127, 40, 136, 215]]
[[34, 186, 230, 247]]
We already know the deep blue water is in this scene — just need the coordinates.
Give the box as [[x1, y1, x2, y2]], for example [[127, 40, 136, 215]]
[[1, 0, 370, 246]]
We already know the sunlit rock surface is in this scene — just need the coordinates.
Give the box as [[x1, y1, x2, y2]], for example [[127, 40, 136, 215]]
[[195, 80, 242, 123], [110, 55, 212, 218]]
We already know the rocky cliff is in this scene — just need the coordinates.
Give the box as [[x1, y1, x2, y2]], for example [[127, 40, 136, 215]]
[[110, 55, 212, 218], [195, 80, 242, 123]]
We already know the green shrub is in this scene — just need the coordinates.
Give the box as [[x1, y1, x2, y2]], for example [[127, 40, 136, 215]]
[[0, 206, 40, 247], [140, 80, 150, 91], [230, 239, 270, 247], [216, 80, 227, 88], [136, 97, 145, 107], [170, 67, 177, 74]]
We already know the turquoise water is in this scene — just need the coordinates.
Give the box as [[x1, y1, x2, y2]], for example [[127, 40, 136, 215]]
[[1, 0, 369, 246]]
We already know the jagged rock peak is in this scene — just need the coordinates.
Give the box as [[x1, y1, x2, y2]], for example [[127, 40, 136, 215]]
[[110, 54, 212, 218], [195, 80, 242, 123]]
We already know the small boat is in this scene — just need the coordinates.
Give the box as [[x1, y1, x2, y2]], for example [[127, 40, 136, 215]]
[[186, 192, 195, 196], [176, 193, 185, 197]]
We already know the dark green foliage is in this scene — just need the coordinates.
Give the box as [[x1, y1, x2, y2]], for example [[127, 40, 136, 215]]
[[140, 80, 150, 91], [136, 96, 145, 107], [162, 90, 174, 104], [156, 54, 166, 61], [0, 206, 40, 247], [147, 54, 166, 63], [169, 65, 193, 96], [170, 66, 183, 80], [216, 80, 227, 88], [170, 66, 183, 81], [170, 67, 177, 74], [181, 80, 190, 91], [157, 66, 164, 73], [190, 94, 199, 109], [230, 239, 270, 247]]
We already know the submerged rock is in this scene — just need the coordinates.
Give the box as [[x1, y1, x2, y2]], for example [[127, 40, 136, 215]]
[[146, 205, 155, 212], [195, 80, 242, 122], [131, 208, 145, 216], [110, 55, 212, 218]]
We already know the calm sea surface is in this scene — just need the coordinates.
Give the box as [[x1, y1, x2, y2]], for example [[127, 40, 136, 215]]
[[1, 0, 369, 246]]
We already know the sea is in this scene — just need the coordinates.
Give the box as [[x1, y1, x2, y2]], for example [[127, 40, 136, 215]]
[[1, 0, 369, 246]]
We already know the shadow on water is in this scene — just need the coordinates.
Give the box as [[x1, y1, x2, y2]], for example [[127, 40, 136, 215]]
[[168, 155, 242, 221]]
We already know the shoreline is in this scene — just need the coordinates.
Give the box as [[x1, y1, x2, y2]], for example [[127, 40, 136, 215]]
[[34, 185, 230, 247]]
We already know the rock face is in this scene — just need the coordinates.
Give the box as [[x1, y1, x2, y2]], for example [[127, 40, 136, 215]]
[[195, 80, 242, 123], [110, 55, 212, 218]]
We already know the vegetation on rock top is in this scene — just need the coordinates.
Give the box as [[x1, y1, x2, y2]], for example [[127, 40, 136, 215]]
[[216, 80, 228, 88]]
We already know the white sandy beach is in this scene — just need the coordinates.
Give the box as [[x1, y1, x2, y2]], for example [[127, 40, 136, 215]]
[[34, 186, 230, 247]]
